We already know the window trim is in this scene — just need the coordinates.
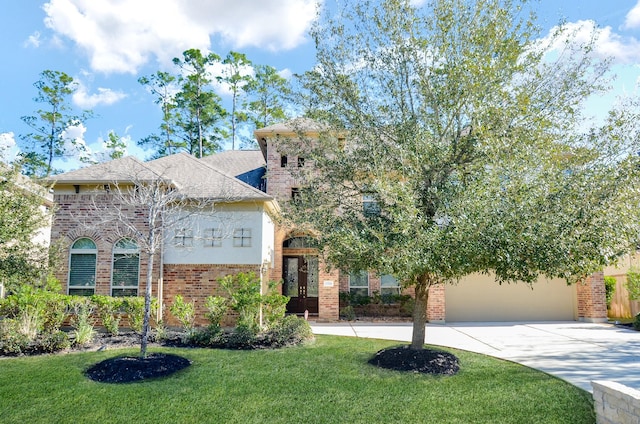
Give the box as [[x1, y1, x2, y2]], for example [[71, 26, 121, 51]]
[[68, 237, 97, 296], [233, 228, 252, 247], [111, 238, 139, 297], [174, 228, 194, 247], [349, 270, 369, 296], [204, 227, 223, 247]]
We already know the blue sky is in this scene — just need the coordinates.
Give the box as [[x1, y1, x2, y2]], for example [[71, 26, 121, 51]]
[[1, 0, 640, 172]]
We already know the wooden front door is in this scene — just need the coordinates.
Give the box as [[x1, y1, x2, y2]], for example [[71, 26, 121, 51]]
[[283, 256, 319, 314]]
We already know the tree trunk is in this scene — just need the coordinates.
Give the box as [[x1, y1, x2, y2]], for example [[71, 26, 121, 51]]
[[140, 251, 155, 358], [410, 274, 430, 350]]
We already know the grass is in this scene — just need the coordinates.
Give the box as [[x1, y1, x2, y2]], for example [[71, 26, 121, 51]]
[[0, 335, 594, 424]]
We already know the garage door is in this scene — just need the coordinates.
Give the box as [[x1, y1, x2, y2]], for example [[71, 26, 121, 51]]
[[445, 274, 577, 322]]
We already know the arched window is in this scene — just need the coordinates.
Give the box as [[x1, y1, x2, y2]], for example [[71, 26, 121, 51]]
[[111, 239, 139, 297], [68, 238, 97, 296]]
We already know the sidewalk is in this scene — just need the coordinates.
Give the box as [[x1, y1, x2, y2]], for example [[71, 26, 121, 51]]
[[310, 321, 640, 392]]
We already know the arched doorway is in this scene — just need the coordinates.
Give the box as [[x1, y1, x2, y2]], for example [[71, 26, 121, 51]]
[[282, 236, 319, 314]]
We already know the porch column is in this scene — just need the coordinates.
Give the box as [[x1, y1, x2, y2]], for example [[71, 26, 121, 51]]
[[577, 271, 608, 323]]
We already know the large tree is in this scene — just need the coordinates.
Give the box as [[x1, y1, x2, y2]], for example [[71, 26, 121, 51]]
[[138, 71, 179, 158], [172, 49, 226, 157], [0, 165, 51, 294], [283, 0, 640, 349], [218, 51, 254, 150], [19, 70, 92, 177], [245, 64, 292, 131]]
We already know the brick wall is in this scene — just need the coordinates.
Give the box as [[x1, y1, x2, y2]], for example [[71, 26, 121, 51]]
[[593, 380, 640, 424], [162, 264, 261, 327], [427, 284, 446, 323], [577, 271, 608, 322], [51, 192, 160, 296]]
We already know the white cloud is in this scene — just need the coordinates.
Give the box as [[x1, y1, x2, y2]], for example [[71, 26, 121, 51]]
[[624, 1, 640, 29], [61, 122, 91, 162], [42, 0, 317, 74], [72, 83, 127, 109], [0, 132, 17, 163], [540, 20, 640, 65], [24, 31, 41, 48]]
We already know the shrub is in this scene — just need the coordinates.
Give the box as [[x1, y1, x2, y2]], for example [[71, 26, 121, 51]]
[[204, 296, 227, 328], [69, 297, 95, 346], [262, 287, 289, 328], [626, 267, 640, 300], [604, 276, 616, 308], [34, 331, 70, 353], [340, 306, 356, 321], [188, 324, 225, 347], [123, 297, 145, 333], [0, 319, 30, 355], [170, 295, 195, 332], [91, 295, 123, 336], [219, 272, 262, 333], [263, 315, 313, 348], [634, 313, 640, 331], [227, 324, 258, 349]]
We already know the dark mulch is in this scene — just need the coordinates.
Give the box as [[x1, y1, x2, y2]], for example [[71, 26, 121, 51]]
[[85, 353, 192, 383], [368, 345, 460, 375]]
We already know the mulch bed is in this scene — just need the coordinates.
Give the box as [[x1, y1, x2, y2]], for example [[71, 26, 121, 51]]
[[85, 353, 192, 383], [368, 345, 460, 375]]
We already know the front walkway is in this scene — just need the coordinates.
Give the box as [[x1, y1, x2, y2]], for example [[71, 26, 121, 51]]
[[310, 321, 640, 392]]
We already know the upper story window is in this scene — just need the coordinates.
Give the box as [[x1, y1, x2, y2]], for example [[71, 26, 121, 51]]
[[280, 155, 288, 167], [363, 193, 381, 216], [111, 238, 139, 297], [297, 157, 305, 167], [174, 228, 193, 247], [291, 187, 301, 201], [68, 238, 97, 296], [204, 227, 223, 247], [233, 228, 252, 247]]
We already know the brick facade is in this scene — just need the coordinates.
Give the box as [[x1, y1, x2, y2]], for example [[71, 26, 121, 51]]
[[577, 271, 608, 322], [162, 264, 262, 327], [51, 192, 161, 298]]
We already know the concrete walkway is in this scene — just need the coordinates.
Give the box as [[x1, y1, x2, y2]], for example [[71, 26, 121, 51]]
[[310, 321, 640, 392]]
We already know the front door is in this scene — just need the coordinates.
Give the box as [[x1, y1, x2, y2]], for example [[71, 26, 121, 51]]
[[283, 256, 319, 314]]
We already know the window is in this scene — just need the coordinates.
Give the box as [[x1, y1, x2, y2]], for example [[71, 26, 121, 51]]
[[297, 157, 305, 167], [233, 228, 252, 247], [280, 155, 288, 167], [204, 227, 222, 247], [174, 228, 193, 247], [291, 187, 300, 201], [111, 239, 139, 297], [380, 274, 401, 296], [349, 271, 369, 297], [68, 238, 97, 296]]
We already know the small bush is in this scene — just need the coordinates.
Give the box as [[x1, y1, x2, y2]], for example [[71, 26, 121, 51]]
[[634, 313, 640, 331], [626, 267, 640, 301], [34, 331, 70, 353], [340, 306, 356, 321], [69, 297, 95, 346], [0, 319, 30, 355], [188, 325, 225, 347], [91, 295, 123, 336], [227, 324, 258, 349], [263, 315, 313, 348], [604, 276, 616, 308], [123, 297, 145, 333], [204, 296, 228, 328], [170, 295, 195, 332]]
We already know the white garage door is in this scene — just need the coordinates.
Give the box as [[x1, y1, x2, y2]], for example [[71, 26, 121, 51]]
[[445, 274, 577, 322]]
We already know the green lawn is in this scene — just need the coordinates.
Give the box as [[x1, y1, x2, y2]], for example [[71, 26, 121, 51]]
[[0, 335, 594, 424]]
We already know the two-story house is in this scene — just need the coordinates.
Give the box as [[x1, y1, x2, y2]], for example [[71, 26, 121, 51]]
[[49, 119, 608, 324]]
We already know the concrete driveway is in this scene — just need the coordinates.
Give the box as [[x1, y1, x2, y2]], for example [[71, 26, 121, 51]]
[[310, 321, 640, 392]]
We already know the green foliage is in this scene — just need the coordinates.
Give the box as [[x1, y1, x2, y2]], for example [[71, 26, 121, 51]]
[[0, 166, 51, 293], [204, 295, 228, 328], [262, 315, 313, 348], [188, 324, 224, 347], [604, 276, 617, 307], [91, 295, 123, 336], [634, 313, 640, 331], [69, 297, 95, 346], [219, 272, 263, 333], [18, 69, 92, 177], [626, 267, 640, 301], [262, 282, 289, 328], [340, 306, 356, 321], [122, 296, 146, 333], [288, 0, 640, 348], [170, 295, 195, 332]]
